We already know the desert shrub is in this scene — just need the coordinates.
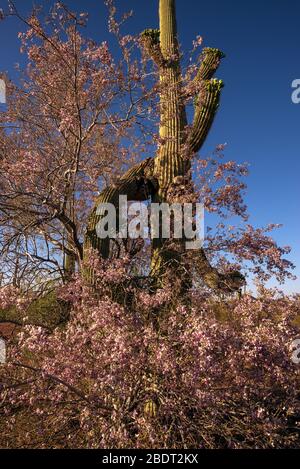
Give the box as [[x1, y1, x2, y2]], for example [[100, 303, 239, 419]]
[[1, 265, 299, 449]]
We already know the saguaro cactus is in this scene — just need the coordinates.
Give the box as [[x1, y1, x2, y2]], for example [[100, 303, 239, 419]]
[[83, 0, 244, 293]]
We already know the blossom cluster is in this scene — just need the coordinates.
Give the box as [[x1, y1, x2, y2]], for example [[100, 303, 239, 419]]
[[1, 264, 299, 449]]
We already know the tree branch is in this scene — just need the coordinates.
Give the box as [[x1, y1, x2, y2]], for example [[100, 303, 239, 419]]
[[11, 361, 112, 414]]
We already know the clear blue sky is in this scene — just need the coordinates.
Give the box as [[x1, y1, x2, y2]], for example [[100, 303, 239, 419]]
[[0, 0, 299, 293]]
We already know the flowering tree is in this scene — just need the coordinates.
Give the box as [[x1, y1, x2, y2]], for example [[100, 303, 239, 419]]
[[0, 265, 299, 448], [0, 1, 156, 292]]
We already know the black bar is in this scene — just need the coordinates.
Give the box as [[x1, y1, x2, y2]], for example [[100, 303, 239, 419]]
[[0, 449, 298, 466]]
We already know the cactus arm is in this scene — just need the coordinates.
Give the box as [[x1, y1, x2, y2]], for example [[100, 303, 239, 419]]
[[194, 48, 225, 83], [0, 316, 51, 330], [0, 296, 70, 330], [189, 78, 224, 154], [187, 48, 244, 291], [188, 48, 225, 154], [194, 248, 245, 293], [140, 29, 166, 68], [83, 158, 155, 275], [0, 314, 54, 330]]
